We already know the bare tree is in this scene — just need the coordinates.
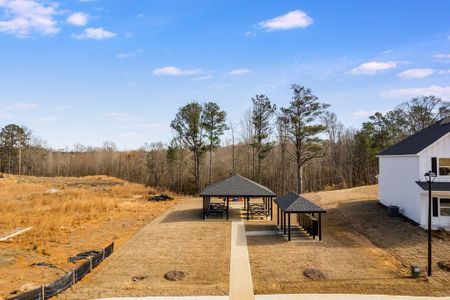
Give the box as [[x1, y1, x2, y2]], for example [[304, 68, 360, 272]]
[[146, 142, 166, 189]]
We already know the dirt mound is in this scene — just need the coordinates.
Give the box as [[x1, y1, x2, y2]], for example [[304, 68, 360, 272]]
[[438, 261, 450, 272], [164, 270, 186, 281], [303, 268, 327, 280]]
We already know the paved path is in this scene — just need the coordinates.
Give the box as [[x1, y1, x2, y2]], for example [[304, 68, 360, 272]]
[[229, 221, 254, 300]]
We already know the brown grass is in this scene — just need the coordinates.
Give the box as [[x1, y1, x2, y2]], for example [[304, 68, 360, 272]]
[[0, 175, 174, 298], [247, 185, 450, 296]]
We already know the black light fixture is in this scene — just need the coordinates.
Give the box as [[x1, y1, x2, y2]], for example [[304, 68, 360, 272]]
[[424, 171, 436, 276]]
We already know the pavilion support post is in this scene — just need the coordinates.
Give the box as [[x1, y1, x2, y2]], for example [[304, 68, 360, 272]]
[[270, 197, 273, 220], [277, 205, 279, 226], [244, 196, 247, 210], [319, 213, 322, 241], [202, 197, 205, 220], [288, 213, 291, 241], [280, 208, 283, 230], [247, 197, 250, 221], [226, 197, 229, 220], [283, 212, 287, 234]]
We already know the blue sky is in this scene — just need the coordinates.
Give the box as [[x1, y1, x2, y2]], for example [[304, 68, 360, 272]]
[[0, 0, 449, 149]]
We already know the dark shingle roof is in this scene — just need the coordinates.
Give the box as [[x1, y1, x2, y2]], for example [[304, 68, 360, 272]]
[[200, 174, 276, 197], [379, 117, 450, 156], [275, 192, 326, 213], [416, 181, 450, 192]]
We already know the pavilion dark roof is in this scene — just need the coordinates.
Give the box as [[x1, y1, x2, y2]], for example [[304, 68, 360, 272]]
[[379, 117, 450, 156], [200, 174, 276, 197], [275, 192, 326, 213], [416, 181, 450, 192]]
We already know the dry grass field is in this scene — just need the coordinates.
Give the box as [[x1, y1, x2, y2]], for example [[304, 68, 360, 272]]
[[247, 185, 450, 296], [0, 175, 175, 299], [59, 198, 231, 299]]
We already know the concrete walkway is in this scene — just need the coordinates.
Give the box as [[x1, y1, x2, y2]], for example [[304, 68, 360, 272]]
[[229, 221, 254, 300]]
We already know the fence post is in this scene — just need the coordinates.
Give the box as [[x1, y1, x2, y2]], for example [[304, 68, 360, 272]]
[[41, 285, 45, 300], [73, 269, 76, 285], [102, 248, 105, 261], [89, 257, 93, 271]]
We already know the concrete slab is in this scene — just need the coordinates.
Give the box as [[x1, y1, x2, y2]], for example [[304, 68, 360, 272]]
[[245, 230, 281, 236], [229, 221, 254, 300]]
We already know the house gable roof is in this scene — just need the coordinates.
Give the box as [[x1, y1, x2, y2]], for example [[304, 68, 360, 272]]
[[200, 174, 276, 197], [275, 192, 326, 213], [379, 117, 450, 156]]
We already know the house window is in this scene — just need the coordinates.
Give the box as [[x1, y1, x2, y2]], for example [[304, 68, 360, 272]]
[[438, 158, 450, 176], [441, 199, 450, 216]]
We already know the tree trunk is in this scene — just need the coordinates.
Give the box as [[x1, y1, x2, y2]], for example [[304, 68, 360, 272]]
[[296, 144, 302, 194], [208, 145, 212, 185]]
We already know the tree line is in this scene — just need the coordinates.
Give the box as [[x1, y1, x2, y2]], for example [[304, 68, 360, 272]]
[[1, 85, 448, 195]]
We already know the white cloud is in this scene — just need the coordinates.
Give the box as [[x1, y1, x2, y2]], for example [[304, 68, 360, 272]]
[[397, 68, 435, 79], [192, 74, 212, 81], [0, 0, 60, 37], [74, 27, 116, 40], [136, 13, 144, 18], [46, 105, 73, 112], [380, 49, 394, 55], [434, 53, 450, 60], [258, 10, 313, 31], [228, 69, 251, 76], [67, 12, 89, 26], [153, 66, 201, 76], [244, 31, 256, 37], [6, 102, 38, 111], [351, 110, 377, 120], [350, 61, 400, 75], [116, 49, 142, 59], [381, 85, 450, 100]]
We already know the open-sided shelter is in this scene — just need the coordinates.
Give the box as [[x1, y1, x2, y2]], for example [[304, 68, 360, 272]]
[[275, 192, 326, 241], [200, 174, 276, 220]]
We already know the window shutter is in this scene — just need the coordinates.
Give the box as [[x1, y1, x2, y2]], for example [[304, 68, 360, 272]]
[[431, 157, 437, 174], [432, 197, 439, 217]]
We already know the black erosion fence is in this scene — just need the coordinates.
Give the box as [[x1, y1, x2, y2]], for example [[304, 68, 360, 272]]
[[7, 242, 114, 300]]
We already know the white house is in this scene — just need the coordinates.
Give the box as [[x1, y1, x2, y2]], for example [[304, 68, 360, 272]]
[[378, 117, 450, 230]]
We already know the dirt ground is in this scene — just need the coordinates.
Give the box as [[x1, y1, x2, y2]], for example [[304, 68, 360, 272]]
[[0, 175, 174, 298], [246, 185, 450, 296], [58, 198, 231, 299]]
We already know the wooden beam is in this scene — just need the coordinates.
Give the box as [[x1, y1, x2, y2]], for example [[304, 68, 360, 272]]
[[0, 227, 33, 242], [283, 212, 287, 234]]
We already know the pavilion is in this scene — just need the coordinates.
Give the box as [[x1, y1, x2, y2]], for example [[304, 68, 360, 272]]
[[275, 192, 326, 241], [200, 174, 276, 220]]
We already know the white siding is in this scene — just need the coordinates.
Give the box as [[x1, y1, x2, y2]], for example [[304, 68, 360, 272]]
[[379, 132, 450, 229], [379, 156, 421, 223], [419, 132, 450, 182]]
